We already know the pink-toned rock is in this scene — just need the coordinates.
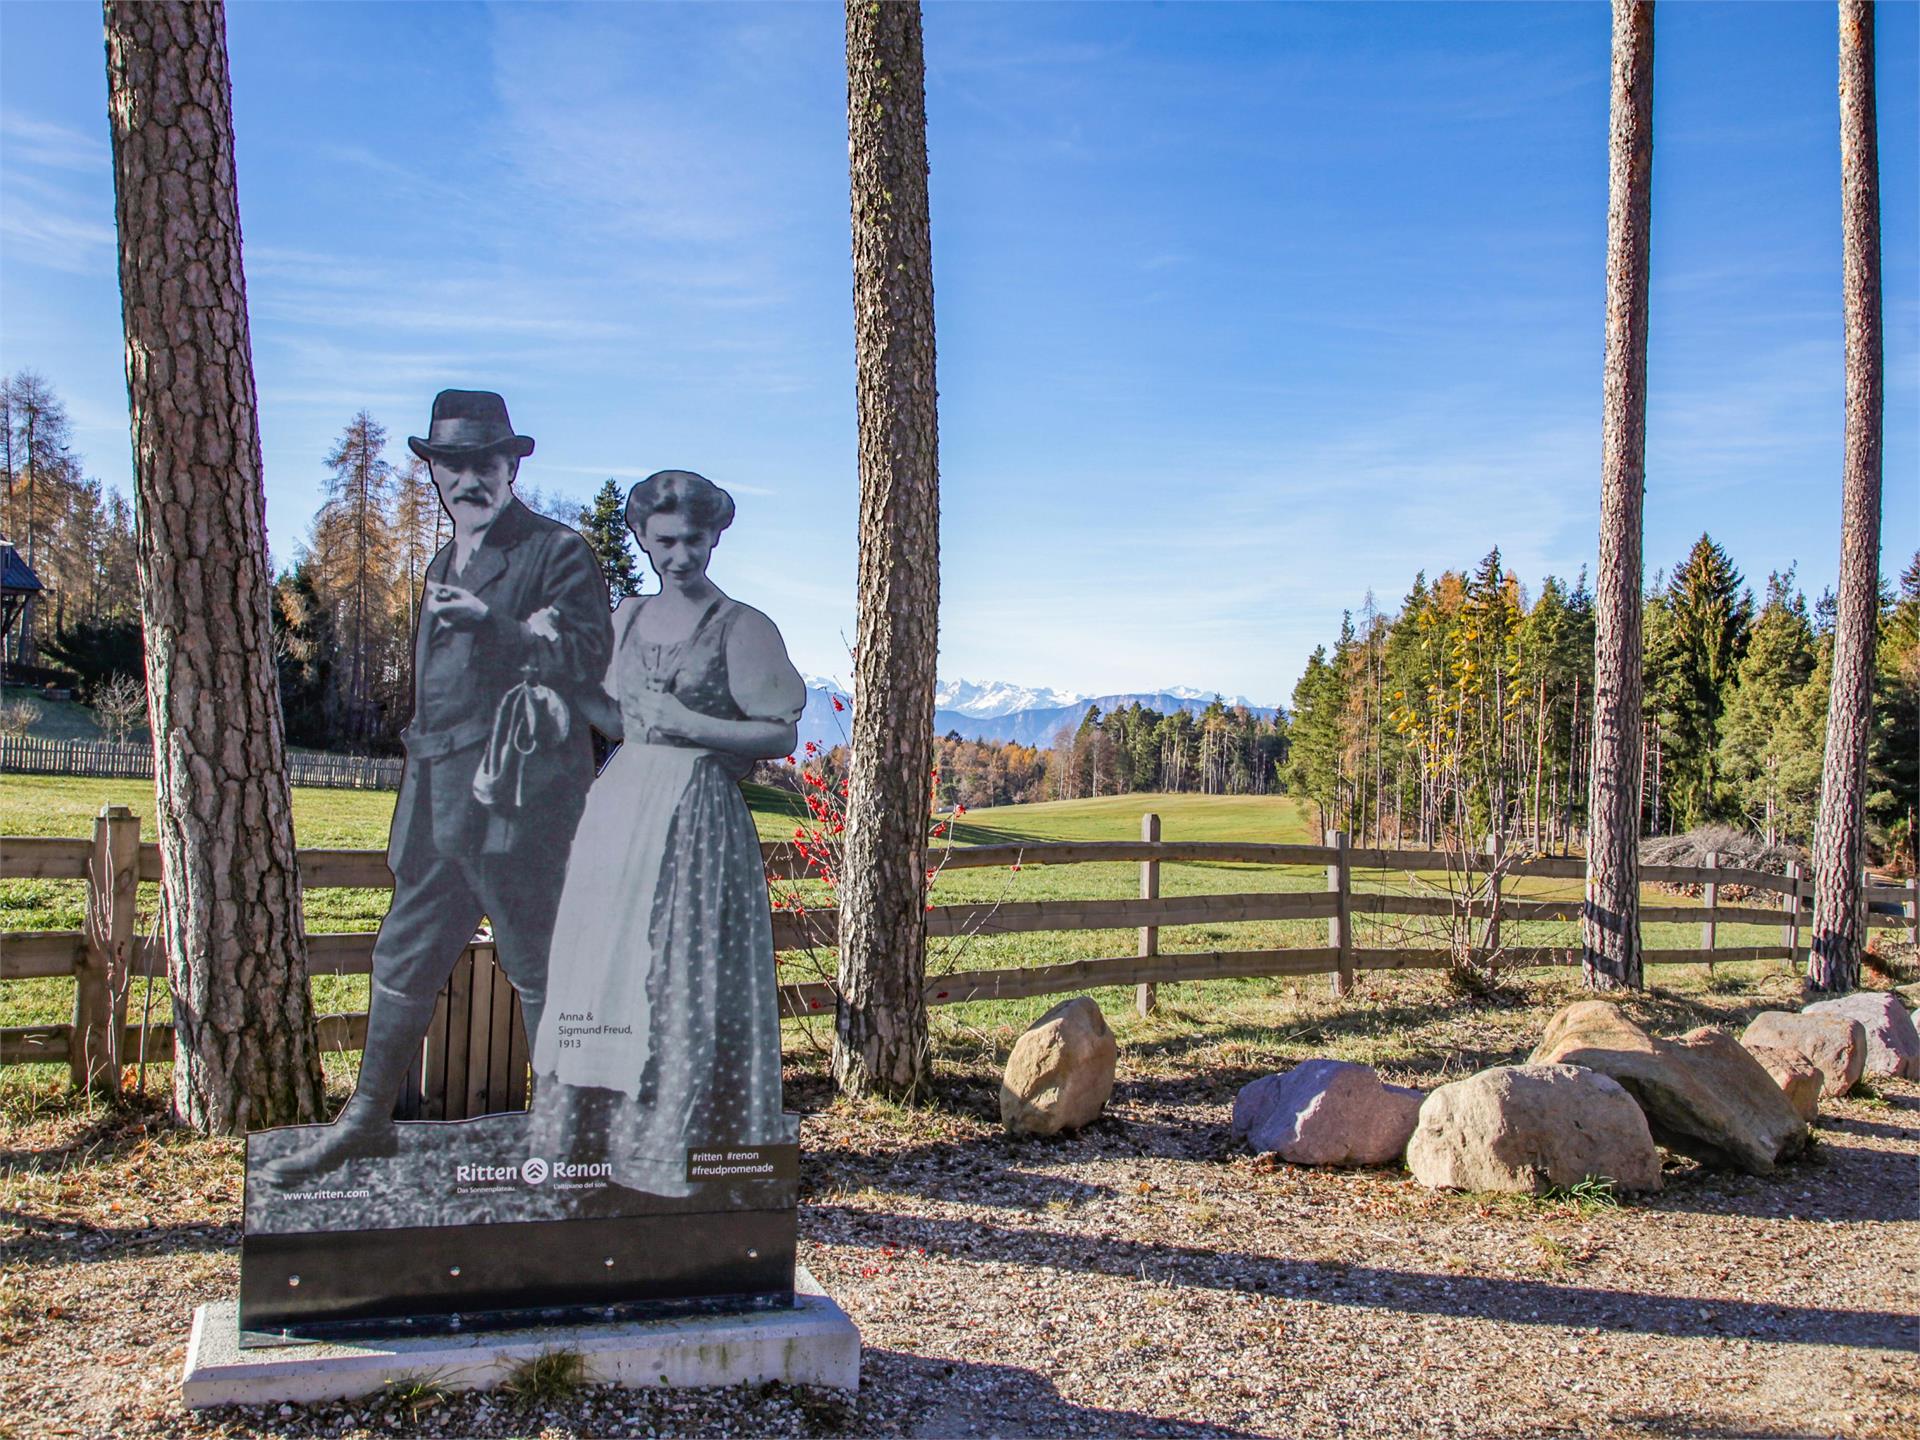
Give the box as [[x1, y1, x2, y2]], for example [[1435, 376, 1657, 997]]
[[1740, 1011, 1865, 1097], [1406, 1063, 1662, 1195], [1742, 1044, 1822, 1122], [1232, 1060, 1423, 1166], [1000, 997, 1117, 1136], [1803, 992, 1920, 1079], [1530, 1002, 1807, 1174]]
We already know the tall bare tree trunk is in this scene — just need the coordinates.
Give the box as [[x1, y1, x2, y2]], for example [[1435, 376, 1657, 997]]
[[1808, 0, 1884, 994], [1582, 1, 1655, 992], [835, 0, 940, 1099], [105, 0, 323, 1130]]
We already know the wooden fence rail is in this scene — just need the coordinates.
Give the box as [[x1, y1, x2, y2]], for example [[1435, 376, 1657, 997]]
[[4, 812, 1915, 1103]]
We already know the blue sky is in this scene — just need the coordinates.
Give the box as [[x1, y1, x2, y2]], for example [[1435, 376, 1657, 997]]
[[2, 1, 1915, 706]]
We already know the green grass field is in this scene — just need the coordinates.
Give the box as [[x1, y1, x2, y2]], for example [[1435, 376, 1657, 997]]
[[3, 777, 1777, 1065]]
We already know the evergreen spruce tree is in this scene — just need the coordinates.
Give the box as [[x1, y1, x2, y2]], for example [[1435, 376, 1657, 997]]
[[1286, 645, 1343, 836], [1874, 553, 1919, 866], [1383, 573, 1435, 841], [271, 560, 336, 750], [580, 477, 642, 603], [1108, 704, 1137, 791], [1524, 576, 1578, 847], [1075, 704, 1105, 795], [1640, 580, 1679, 833], [1717, 571, 1816, 844], [1770, 639, 1836, 848], [1128, 709, 1161, 791], [1652, 535, 1752, 829]]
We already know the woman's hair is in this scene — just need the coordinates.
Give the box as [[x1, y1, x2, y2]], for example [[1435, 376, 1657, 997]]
[[625, 469, 736, 537]]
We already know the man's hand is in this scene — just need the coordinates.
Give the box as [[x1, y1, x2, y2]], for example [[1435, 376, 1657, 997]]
[[426, 583, 489, 630], [526, 606, 562, 643]]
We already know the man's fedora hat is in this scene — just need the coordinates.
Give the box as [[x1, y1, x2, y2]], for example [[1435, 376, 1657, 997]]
[[408, 390, 536, 462]]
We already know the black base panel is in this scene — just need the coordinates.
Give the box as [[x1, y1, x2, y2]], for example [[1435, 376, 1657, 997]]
[[240, 1209, 796, 1340], [238, 1289, 798, 1348]]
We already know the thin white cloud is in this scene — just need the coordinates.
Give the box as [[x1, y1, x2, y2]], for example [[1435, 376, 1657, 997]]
[[0, 111, 109, 171], [0, 192, 116, 273]]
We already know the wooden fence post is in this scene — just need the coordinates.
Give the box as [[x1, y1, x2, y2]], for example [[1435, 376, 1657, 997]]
[[74, 804, 140, 1093], [1135, 812, 1160, 1018], [1700, 849, 1718, 972], [1908, 874, 1919, 949], [1328, 830, 1353, 996], [1483, 833, 1504, 957], [1782, 860, 1803, 974]]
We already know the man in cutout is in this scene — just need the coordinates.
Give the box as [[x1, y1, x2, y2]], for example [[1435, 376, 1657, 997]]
[[266, 391, 612, 1180]]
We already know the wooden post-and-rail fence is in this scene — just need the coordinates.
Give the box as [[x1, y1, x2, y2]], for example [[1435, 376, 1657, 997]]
[[3, 808, 1916, 1117]]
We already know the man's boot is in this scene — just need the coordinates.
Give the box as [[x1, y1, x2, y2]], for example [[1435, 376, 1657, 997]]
[[259, 985, 437, 1184]]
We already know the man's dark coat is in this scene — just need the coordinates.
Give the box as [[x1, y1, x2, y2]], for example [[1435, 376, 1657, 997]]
[[387, 498, 614, 876]]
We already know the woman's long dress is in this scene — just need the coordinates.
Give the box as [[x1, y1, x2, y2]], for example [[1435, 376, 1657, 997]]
[[533, 592, 803, 1192]]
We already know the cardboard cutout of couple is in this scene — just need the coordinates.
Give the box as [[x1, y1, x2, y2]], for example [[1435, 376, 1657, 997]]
[[241, 391, 802, 1339]]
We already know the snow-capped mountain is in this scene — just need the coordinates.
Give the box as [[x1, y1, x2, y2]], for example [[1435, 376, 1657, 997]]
[[932, 678, 1086, 718], [787, 677, 1279, 755]]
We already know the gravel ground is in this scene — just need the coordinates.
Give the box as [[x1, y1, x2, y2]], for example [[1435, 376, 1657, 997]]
[[3, 970, 1917, 1439]]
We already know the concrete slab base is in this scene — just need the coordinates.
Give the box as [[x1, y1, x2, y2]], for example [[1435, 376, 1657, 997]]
[[182, 1267, 859, 1409]]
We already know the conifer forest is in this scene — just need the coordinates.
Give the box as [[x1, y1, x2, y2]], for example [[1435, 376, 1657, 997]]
[[1281, 540, 1918, 864]]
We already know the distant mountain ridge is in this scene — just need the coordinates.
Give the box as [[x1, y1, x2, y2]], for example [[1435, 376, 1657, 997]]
[[792, 677, 1278, 754]]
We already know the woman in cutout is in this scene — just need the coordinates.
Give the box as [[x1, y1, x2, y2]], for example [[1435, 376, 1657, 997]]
[[532, 469, 802, 1193]]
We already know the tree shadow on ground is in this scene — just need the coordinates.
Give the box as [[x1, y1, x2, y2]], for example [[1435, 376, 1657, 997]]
[[1642, 1132, 1920, 1225], [803, 1202, 1913, 1352], [0, 1095, 175, 1172], [0, 1209, 238, 1269], [1820, 1113, 1920, 1142], [1601, 1417, 1860, 1440], [796, 1102, 1206, 1209], [863, 1347, 1265, 1439]]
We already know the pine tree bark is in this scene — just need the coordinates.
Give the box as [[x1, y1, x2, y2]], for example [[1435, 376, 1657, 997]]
[[1808, 0, 1883, 994], [104, 0, 324, 1130], [1582, 1, 1655, 992], [835, 0, 939, 1099]]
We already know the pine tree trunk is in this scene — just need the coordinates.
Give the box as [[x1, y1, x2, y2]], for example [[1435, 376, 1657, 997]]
[[1582, 1, 1655, 992], [104, 0, 324, 1131], [1808, 0, 1883, 994], [834, 0, 940, 1100]]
